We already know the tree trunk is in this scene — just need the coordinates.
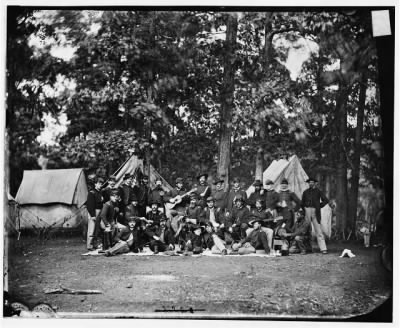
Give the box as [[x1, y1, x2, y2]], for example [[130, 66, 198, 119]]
[[335, 82, 350, 237], [217, 14, 238, 192], [348, 75, 367, 235]]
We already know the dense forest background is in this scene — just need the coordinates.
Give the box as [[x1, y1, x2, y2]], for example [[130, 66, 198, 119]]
[[6, 8, 390, 238]]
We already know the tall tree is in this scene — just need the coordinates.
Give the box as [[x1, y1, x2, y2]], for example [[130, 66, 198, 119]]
[[217, 13, 238, 190]]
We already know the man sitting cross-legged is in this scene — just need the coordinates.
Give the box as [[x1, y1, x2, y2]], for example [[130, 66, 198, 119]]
[[145, 217, 175, 254], [104, 217, 147, 257], [232, 218, 271, 255], [280, 209, 312, 255]]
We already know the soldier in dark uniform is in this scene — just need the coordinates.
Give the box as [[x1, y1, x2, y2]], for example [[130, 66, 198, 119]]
[[137, 175, 150, 217], [193, 173, 211, 208], [98, 189, 120, 250], [145, 217, 175, 254], [148, 178, 167, 212], [283, 209, 312, 255], [226, 177, 248, 213], [247, 179, 264, 211], [230, 195, 251, 241], [86, 177, 104, 250], [118, 173, 133, 221], [212, 177, 227, 212], [276, 178, 301, 232], [146, 200, 166, 228], [173, 195, 200, 250], [264, 179, 279, 219], [301, 177, 329, 254], [102, 175, 117, 203], [232, 219, 271, 255], [165, 177, 190, 213], [104, 217, 147, 256], [125, 193, 142, 225]]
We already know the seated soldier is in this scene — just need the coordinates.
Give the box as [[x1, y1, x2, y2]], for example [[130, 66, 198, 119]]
[[281, 209, 312, 255], [247, 199, 274, 251], [172, 194, 200, 247], [202, 222, 228, 255], [232, 219, 271, 255], [230, 195, 251, 241], [104, 217, 146, 257], [145, 217, 175, 254], [183, 224, 204, 254]]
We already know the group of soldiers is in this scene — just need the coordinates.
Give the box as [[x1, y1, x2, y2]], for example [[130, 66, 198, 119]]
[[86, 172, 330, 257]]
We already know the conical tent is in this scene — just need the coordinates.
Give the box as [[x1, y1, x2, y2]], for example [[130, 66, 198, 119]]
[[112, 155, 173, 192], [246, 155, 331, 238]]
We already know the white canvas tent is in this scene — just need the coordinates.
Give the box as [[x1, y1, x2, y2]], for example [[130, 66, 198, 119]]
[[15, 169, 89, 230], [246, 155, 332, 238]]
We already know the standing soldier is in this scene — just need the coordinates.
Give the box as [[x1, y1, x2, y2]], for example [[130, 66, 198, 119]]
[[99, 189, 120, 251], [86, 177, 104, 250], [264, 179, 279, 219], [226, 177, 248, 213], [165, 177, 191, 213], [247, 179, 264, 211], [118, 173, 133, 218], [138, 175, 150, 217], [212, 177, 227, 212], [276, 178, 301, 231], [102, 175, 118, 202], [149, 178, 167, 213], [194, 173, 211, 208], [301, 177, 329, 254]]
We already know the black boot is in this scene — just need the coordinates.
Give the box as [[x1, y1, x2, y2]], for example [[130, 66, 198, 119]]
[[153, 245, 159, 254]]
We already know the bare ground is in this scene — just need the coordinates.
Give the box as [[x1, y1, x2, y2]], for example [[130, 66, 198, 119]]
[[5, 235, 392, 320]]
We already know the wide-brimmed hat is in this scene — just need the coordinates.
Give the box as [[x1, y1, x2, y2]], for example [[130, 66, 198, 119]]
[[234, 194, 245, 203], [306, 177, 318, 183], [190, 194, 199, 201], [191, 224, 205, 232], [248, 217, 264, 227], [95, 177, 105, 184], [253, 179, 262, 187], [123, 173, 132, 180], [213, 177, 224, 185], [109, 175, 117, 182], [206, 196, 215, 202], [196, 173, 208, 180], [265, 179, 274, 185], [175, 177, 184, 184], [142, 175, 149, 180], [232, 177, 240, 183], [110, 189, 119, 196], [130, 193, 138, 202], [150, 200, 160, 207]]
